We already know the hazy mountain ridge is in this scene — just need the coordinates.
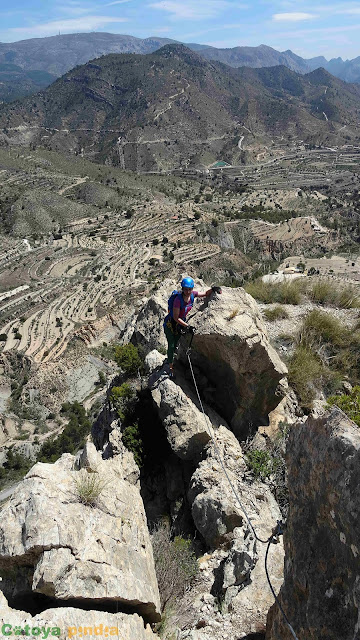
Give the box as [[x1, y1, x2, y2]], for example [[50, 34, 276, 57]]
[[1, 45, 359, 172], [194, 44, 309, 74], [307, 54, 360, 84], [0, 32, 175, 76], [1, 32, 360, 104]]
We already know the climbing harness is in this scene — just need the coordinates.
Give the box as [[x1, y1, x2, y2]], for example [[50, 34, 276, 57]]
[[185, 334, 300, 640]]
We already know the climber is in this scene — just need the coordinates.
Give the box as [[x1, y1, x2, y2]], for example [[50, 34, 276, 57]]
[[163, 277, 222, 377]]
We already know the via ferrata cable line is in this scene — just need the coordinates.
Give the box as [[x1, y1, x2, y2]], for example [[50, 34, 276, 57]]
[[185, 335, 300, 640]]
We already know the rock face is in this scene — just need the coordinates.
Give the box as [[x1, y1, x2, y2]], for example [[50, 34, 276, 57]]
[[149, 369, 284, 638], [150, 371, 228, 461], [188, 426, 284, 632], [0, 445, 161, 622], [128, 292, 168, 352], [266, 407, 360, 640], [179, 287, 287, 439], [0, 592, 159, 640]]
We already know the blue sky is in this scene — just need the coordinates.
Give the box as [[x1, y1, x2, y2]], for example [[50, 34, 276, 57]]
[[1, 0, 360, 60]]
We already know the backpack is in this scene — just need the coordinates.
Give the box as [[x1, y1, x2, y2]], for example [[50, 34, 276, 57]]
[[167, 290, 194, 319]]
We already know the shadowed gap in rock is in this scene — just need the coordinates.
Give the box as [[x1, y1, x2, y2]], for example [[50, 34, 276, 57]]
[[7, 592, 157, 622], [133, 389, 201, 539]]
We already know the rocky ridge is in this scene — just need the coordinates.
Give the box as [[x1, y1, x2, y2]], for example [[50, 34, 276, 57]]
[[2, 282, 358, 640]]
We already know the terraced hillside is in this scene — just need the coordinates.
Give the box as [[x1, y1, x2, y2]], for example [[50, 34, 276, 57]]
[[0, 138, 359, 434], [0, 149, 217, 367]]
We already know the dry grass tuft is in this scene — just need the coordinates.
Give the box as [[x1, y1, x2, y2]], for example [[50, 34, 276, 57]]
[[74, 469, 107, 507], [227, 307, 240, 320]]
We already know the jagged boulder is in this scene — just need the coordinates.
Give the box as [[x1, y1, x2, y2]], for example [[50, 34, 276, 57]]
[[91, 407, 140, 483], [181, 287, 287, 438], [145, 349, 166, 374], [266, 407, 360, 640], [0, 592, 160, 640], [188, 426, 281, 549], [186, 425, 284, 635], [126, 292, 168, 352], [150, 372, 228, 461], [0, 448, 161, 622]]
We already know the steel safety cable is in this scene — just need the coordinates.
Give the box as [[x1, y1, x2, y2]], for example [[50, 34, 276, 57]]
[[186, 348, 300, 640]]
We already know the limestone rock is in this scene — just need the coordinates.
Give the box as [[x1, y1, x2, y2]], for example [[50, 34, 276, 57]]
[[0, 452, 160, 621], [222, 527, 257, 591], [91, 408, 140, 483], [80, 439, 139, 484], [145, 349, 166, 374], [187, 425, 284, 634], [150, 374, 228, 461], [266, 407, 360, 640], [181, 287, 287, 438], [0, 592, 160, 640], [128, 292, 168, 352]]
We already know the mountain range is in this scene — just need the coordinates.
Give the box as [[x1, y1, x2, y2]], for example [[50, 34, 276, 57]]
[[1, 44, 359, 172], [0, 33, 360, 103]]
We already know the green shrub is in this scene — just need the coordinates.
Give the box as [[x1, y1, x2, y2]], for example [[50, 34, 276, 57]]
[[327, 386, 360, 427], [245, 278, 302, 305], [288, 345, 325, 410], [122, 422, 143, 467], [0, 333, 7, 341], [114, 343, 143, 376], [308, 280, 360, 308], [263, 305, 289, 321], [300, 310, 347, 349], [337, 286, 360, 309], [0, 448, 32, 490], [245, 449, 280, 480], [97, 371, 106, 387], [37, 402, 91, 463], [110, 383, 136, 421]]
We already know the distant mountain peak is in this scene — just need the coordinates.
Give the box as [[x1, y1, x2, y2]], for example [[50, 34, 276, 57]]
[[154, 43, 205, 64]]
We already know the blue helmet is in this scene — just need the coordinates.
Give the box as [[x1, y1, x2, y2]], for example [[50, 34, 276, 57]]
[[181, 277, 194, 289]]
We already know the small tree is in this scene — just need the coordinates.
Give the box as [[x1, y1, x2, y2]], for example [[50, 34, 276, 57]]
[[110, 383, 136, 421], [114, 343, 142, 376]]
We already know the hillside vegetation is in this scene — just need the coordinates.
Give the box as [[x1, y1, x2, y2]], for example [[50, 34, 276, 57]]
[[1, 45, 360, 171]]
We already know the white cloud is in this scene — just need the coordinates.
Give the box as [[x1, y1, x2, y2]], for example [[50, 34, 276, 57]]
[[7, 15, 129, 38], [104, 0, 132, 5], [273, 12, 318, 21], [149, 0, 231, 20], [341, 6, 360, 13]]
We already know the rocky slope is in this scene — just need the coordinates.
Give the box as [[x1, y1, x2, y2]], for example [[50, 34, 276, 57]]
[[122, 285, 287, 637], [0, 283, 288, 639], [1, 45, 359, 171], [1, 282, 359, 640]]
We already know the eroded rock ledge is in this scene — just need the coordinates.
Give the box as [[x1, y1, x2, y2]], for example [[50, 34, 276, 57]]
[[0, 445, 161, 624], [0, 592, 159, 640]]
